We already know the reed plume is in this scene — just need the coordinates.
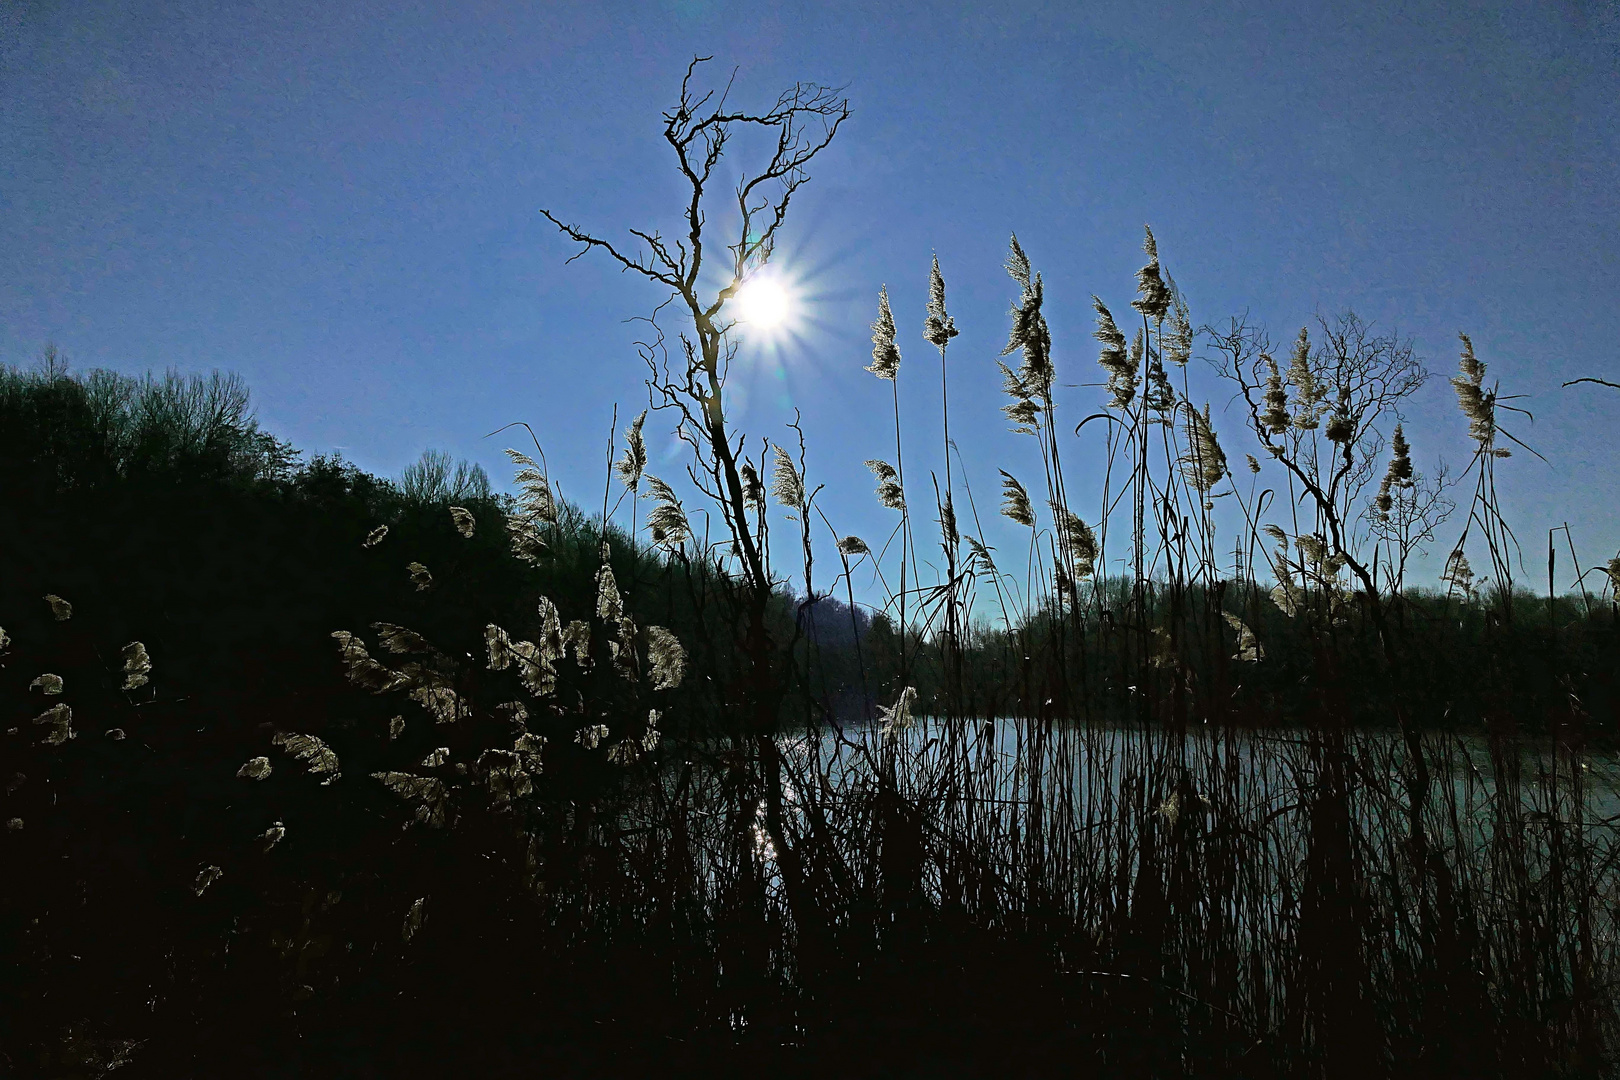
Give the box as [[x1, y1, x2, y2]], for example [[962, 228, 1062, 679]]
[[770, 445, 805, 511], [1452, 332, 1495, 446], [1131, 225, 1171, 320], [504, 448, 558, 564], [642, 475, 691, 546], [1051, 503, 1098, 578], [192, 865, 223, 897], [645, 625, 686, 690], [363, 525, 389, 548], [271, 731, 341, 783], [1180, 403, 1228, 492], [120, 641, 151, 690], [1286, 328, 1324, 429], [999, 471, 1035, 528], [30, 674, 63, 695], [1001, 234, 1053, 399], [615, 410, 648, 491], [449, 506, 476, 538], [878, 685, 918, 736], [865, 459, 905, 511], [922, 256, 958, 348], [44, 594, 72, 621], [1092, 298, 1137, 409], [407, 562, 433, 591], [402, 898, 427, 942], [236, 756, 272, 781], [372, 773, 448, 828], [32, 704, 73, 745], [868, 286, 901, 380]]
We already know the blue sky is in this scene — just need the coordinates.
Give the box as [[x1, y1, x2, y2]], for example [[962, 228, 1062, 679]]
[[3, 0, 1617, 596]]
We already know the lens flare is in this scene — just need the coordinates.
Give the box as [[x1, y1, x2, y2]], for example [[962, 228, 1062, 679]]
[[734, 277, 791, 329]]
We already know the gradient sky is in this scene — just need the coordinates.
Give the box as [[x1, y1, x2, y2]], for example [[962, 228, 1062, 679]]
[[4, 0, 1617, 596]]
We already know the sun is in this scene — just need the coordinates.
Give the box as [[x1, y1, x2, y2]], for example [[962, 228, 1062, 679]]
[[733, 276, 792, 330]]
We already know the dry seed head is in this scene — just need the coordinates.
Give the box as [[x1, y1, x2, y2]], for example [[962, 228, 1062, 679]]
[[1131, 226, 1171, 320], [372, 623, 430, 654], [407, 562, 432, 591], [1246, 454, 1261, 474], [403, 897, 427, 942], [1092, 297, 1138, 409], [1605, 553, 1620, 595], [44, 594, 72, 621], [642, 475, 691, 546], [0, 627, 9, 654], [1295, 534, 1327, 567], [1287, 329, 1324, 428], [1004, 397, 1040, 433], [536, 597, 564, 663], [363, 525, 389, 548], [837, 535, 870, 557], [449, 506, 475, 538], [645, 625, 686, 690], [615, 410, 648, 491], [237, 756, 272, 781], [259, 821, 285, 853], [595, 561, 623, 624], [514, 731, 547, 760], [32, 703, 73, 745], [478, 748, 534, 802], [193, 865, 223, 897], [923, 256, 958, 348], [121, 641, 151, 690], [562, 620, 592, 671], [272, 731, 341, 783], [331, 630, 411, 693], [606, 738, 643, 765], [497, 701, 529, 730], [1388, 425, 1413, 483], [1262, 354, 1290, 435], [939, 492, 958, 549], [1452, 333, 1495, 445], [867, 286, 901, 380], [1001, 235, 1054, 397], [879, 686, 918, 737], [770, 445, 804, 510], [865, 459, 904, 511], [373, 772, 449, 828], [1165, 276, 1193, 365], [1180, 403, 1228, 492], [1051, 503, 1098, 578], [1443, 549, 1476, 595], [504, 448, 558, 563], [999, 471, 1034, 527], [419, 747, 449, 768], [1223, 612, 1264, 662], [409, 684, 466, 723], [740, 461, 764, 509], [30, 674, 63, 695], [389, 715, 405, 740]]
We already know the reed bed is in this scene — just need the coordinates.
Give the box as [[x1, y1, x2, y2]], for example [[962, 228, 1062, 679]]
[[5, 61, 1620, 1078]]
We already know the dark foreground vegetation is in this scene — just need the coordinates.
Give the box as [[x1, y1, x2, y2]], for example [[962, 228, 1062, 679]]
[[7, 65, 1620, 1079]]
